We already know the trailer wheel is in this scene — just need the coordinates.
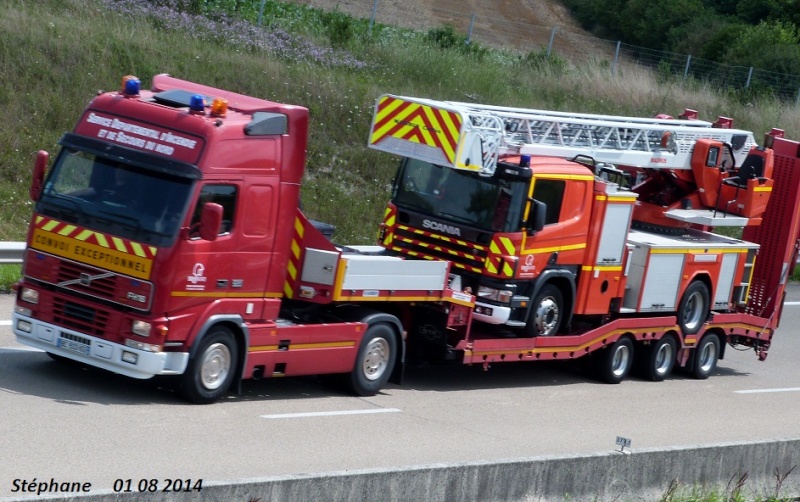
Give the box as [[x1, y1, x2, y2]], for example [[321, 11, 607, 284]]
[[597, 337, 634, 384], [347, 323, 397, 396], [677, 280, 709, 335], [180, 326, 239, 404], [691, 334, 720, 380], [642, 336, 677, 382], [526, 284, 563, 337]]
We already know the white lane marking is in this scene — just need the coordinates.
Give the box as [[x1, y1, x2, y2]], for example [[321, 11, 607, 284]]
[[262, 408, 401, 419], [785, 302, 800, 306], [0, 320, 11, 326], [735, 387, 800, 394]]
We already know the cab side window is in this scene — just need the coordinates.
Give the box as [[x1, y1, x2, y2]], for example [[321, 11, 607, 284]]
[[191, 184, 237, 236], [532, 179, 565, 225]]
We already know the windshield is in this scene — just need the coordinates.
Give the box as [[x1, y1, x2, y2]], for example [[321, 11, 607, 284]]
[[392, 158, 528, 232], [37, 148, 194, 247]]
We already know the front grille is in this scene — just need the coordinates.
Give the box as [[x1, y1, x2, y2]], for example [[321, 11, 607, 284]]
[[391, 226, 488, 272], [54, 298, 110, 337], [56, 261, 116, 298]]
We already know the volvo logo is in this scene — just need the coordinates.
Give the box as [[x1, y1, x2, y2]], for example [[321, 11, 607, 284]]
[[58, 271, 115, 288]]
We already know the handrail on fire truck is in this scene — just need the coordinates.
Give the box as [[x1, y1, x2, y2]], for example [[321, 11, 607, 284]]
[[368, 94, 759, 177]]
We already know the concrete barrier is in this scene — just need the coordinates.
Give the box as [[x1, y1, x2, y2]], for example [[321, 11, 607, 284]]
[[6, 437, 799, 502]]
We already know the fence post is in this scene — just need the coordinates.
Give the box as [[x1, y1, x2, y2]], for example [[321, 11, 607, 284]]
[[746, 67, 753, 88], [466, 13, 475, 45], [368, 0, 378, 36], [683, 54, 691, 81], [547, 27, 557, 58], [257, 0, 266, 26], [612, 41, 621, 76]]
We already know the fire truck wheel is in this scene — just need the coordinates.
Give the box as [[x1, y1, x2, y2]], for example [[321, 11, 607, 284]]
[[526, 284, 563, 337], [691, 334, 720, 380], [677, 280, 710, 335], [180, 327, 239, 404], [597, 337, 634, 384], [347, 323, 397, 396], [642, 336, 677, 382]]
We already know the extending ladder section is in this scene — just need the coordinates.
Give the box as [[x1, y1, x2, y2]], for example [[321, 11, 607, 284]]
[[369, 94, 759, 176]]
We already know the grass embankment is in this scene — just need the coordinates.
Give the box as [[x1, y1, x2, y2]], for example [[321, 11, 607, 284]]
[[1, 0, 799, 283], [0, 3, 797, 262]]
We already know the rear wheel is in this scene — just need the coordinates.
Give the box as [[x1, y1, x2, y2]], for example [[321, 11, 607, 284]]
[[597, 337, 634, 384], [642, 336, 677, 382], [678, 280, 710, 335], [346, 323, 397, 396], [180, 326, 238, 404], [691, 334, 720, 380], [526, 284, 563, 337]]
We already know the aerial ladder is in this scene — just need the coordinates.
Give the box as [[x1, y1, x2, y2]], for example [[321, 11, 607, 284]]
[[369, 94, 781, 229]]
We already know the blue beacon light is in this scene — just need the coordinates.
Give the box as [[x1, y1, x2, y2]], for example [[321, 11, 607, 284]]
[[189, 94, 206, 113], [122, 76, 140, 96]]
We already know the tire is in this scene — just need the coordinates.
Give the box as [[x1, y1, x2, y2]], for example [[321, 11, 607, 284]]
[[180, 326, 239, 404], [597, 337, 634, 384], [346, 323, 397, 396], [526, 284, 563, 337], [677, 280, 710, 335], [642, 336, 677, 382], [691, 334, 720, 380]]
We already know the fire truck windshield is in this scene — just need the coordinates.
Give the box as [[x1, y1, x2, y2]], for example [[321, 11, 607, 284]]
[[37, 148, 193, 247], [393, 158, 527, 232]]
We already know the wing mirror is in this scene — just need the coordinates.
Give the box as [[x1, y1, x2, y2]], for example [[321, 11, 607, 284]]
[[199, 202, 223, 241], [30, 150, 49, 201]]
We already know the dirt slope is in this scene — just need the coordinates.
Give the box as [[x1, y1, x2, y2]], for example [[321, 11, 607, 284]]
[[289, 0, 591, 51]]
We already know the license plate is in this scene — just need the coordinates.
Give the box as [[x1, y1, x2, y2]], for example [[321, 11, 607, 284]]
[[57, 337, 90, 356]]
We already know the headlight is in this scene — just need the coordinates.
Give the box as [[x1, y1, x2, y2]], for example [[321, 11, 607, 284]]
[[20, 287, 39, 305], [132, 319, 151, 337], [477, 285, 498, 300], [477, 286, 514, 304]]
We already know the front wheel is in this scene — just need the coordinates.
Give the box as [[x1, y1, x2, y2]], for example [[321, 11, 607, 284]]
[[525, 284, 563, 337], [346, 323, 397, 396], [180, 326, 239, 404]]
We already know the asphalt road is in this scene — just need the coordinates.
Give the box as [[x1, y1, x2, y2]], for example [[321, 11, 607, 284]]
[[1, 290, 799, 498]]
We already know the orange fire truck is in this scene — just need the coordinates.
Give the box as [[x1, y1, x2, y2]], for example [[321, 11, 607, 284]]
[[10, 76, 800, 404], [369, 95, 799, 381]]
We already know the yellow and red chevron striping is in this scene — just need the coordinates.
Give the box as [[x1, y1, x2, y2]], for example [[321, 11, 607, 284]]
[[370, 96, 462, 165], [34, 215, 157, 259]]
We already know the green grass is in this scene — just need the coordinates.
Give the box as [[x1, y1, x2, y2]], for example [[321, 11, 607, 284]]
[[0, 265, 20, 294], [1, 0, 800, 293]]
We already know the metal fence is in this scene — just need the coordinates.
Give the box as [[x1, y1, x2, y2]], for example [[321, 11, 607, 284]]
[[435, 7, 800, 103], [0, 242, 25, 264], [292, 0, 800, 103]]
